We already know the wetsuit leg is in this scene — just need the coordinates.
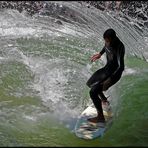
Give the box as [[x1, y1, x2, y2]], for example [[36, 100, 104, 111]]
[[89, 82, 104, 114], [99, 78, 112, 103], [90, 74, 121, 105], [99, 92, 108, 101], [102, 73, 122, 91], [87, 67, 109, 103], [86, 67, 107, 88]]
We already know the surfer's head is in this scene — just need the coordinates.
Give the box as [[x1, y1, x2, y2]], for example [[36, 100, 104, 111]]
[[103, 28, 117, 47]]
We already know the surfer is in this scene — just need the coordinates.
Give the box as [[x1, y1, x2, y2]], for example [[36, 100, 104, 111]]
[[86, 28, 125, 123]]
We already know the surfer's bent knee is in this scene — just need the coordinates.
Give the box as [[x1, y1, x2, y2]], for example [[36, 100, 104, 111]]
[[86, 79, 92, 88]]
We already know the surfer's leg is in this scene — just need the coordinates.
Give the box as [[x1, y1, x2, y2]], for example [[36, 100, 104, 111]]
[[99, 92, 108, 101], [98, 77, 112, 105], [88, 82, 105, 123], [86, 67, 106, 88], [99, 92, 110, 105], [100, 76, 121, 105]]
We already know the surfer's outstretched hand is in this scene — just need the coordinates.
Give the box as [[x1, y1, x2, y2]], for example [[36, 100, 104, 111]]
[[90, 53, 101, 62]]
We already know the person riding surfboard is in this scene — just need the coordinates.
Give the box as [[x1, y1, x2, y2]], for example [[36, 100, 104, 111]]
[[86, 28, 125, 123]]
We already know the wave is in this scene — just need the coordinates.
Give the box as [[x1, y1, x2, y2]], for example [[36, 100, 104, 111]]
[[0, 1, 147, 146]]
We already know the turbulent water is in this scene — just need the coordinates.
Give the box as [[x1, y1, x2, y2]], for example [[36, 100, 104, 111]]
[[0, 1, 148, 147]]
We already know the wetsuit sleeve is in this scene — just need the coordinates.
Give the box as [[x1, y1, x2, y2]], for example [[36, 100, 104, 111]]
[[99, 46, 105, 55], [112, 44, 125, 75]]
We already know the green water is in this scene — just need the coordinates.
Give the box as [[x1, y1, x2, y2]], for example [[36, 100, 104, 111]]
[[0, 38, 148, 147]]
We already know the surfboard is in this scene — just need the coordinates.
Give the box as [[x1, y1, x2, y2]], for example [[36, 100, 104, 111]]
[[74, 103, 113, 140]]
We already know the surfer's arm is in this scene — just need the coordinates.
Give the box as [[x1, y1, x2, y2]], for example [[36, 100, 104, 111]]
[[90, 47, 105, 62], [112, 44, 125, 75], [99, 46, 105, 55]]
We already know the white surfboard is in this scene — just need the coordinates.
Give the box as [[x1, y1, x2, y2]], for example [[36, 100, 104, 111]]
[[74, 103, 113, 140]]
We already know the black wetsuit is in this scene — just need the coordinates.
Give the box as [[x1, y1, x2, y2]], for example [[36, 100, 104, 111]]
[[86, 37, 125, 114]]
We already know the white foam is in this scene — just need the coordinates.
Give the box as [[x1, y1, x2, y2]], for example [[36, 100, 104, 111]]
[[123, 68, 137, 76], [0, 27, 61, 38], [32, 59, 68, 104], [56, 25, 85, 37], [24, 115, 37, 121], [2, 46, 81, 122]]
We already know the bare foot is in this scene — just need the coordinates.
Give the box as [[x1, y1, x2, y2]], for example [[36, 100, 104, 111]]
[[102, 100, 110, 106], [88, 116, 105, 123]]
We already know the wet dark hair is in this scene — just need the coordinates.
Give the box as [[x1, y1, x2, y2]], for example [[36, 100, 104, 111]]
[[103, 28, 116, 39], [103, 28, 120, 48]]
